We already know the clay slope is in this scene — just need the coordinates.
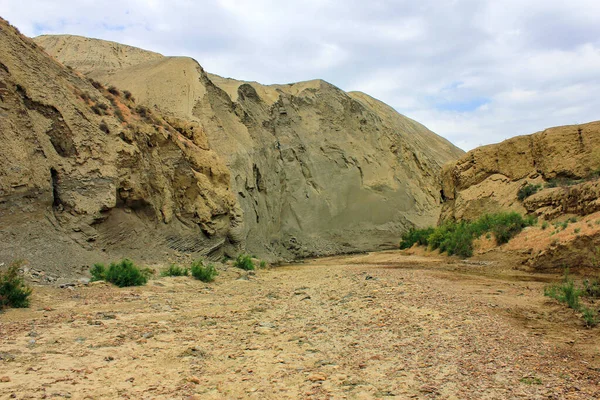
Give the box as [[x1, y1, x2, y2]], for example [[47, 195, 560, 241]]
[[0, 20, 238, 279], [440, 121, 600, 223], [35, 35, 464, 259]]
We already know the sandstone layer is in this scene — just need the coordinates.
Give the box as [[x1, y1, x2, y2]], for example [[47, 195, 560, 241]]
[[0, 20, 238, 277], [35, 34, 463, 260], [440, 121, 600, 222]]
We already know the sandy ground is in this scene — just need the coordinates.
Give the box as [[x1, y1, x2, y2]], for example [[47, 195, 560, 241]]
[[1, 251, 599, 399]]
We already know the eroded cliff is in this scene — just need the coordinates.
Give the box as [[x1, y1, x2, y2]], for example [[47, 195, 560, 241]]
[[0, 21, 238, 277], [35, 34, 464, 259]]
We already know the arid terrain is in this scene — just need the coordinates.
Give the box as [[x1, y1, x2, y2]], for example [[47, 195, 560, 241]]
[[1, 252, 599, 399]]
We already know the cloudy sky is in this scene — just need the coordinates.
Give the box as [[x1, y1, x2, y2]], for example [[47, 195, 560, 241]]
[[2, 0, 600, 150]]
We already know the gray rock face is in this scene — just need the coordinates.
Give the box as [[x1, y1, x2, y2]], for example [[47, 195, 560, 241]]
[[35, 34, 464, 260]]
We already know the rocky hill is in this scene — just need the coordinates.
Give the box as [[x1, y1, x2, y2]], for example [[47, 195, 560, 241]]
[[0, 20, 238, 278], [34, 34, 463, 260], [439, 122, 600, 271], [440, 121, 600, 223]]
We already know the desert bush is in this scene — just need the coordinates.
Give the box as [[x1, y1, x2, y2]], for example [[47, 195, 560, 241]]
[[259, 260, 267, 268], [107, 86, 120, 96], [99, 121, 110, 134], [233, 254, 255, 270], [160, 264, 189, 277], [581, 306, 599, 328], [402, 212, 534, 258], [136, 105, 150, 118], [0, 261, 32, 309], [399, 227, 435, 249], [490, 212, 532, 244], [190, 260, 218, 282], [583, 278, 600, 298], [88, 78, 104, 90], [517, 183, 541, 201], [544, 274, 581, 310], [114, 108, 125, 122], [545, 271, 600, 327], [89, 259, 150, 287], [123, 90, 134, 101], [90, 104, 104, 115], [541, 221, 549, 230]]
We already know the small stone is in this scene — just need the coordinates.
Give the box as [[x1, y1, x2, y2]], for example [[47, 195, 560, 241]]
[[188, 376, 201, 384], [307, 373, 326, 382], [0, 376, 10, 383]]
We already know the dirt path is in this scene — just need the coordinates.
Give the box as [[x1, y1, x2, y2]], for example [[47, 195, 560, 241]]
[[1, 251, 599, 399]]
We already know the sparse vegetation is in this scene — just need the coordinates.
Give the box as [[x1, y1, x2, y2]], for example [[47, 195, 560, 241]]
[[400, 212, 535, 257], [541, 221, 549, 230], [259, 260, 267, 269], [89, 259, 151, 287], [544, 271, 581, 310], [0, 260, 32, 309], [583, 277, 600, 298], [99, 121, 110, 134], [234, 254, 255, 270], [519, 377, 542, 385], [160, 264, 189, 277], [517, 183, 541, 201], [136, 105, 150, 119], [545, 270, 599, 328], [399, 227, 435, 249], [107, 86, 120, 96], [190, 260, 218, 282], [114, 108, 125, 122], [581, 307, 598, 328], [123, 90, 134, 101], [90, 104, 104, 115], [88, 78, 104, 90]]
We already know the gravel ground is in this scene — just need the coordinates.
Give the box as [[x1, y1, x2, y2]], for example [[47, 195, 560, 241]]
[[1, 251, 598, 399]]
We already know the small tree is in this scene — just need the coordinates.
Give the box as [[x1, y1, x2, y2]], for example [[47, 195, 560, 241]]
[[0, 261, 32, 308]]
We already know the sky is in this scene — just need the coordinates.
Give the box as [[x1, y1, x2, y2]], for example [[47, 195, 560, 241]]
[[2, 0, 600, 150]]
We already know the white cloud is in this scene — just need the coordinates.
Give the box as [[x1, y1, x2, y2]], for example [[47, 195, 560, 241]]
[[1, 0, 599, 150]]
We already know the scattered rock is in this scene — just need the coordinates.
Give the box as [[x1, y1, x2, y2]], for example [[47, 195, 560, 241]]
[[307, 373, 327, 382], [0, 376, 10, 383]]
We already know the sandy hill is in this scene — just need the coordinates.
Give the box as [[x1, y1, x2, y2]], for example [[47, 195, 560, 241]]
[[0, 20, 237, 278], [34, 34, 464, 261]]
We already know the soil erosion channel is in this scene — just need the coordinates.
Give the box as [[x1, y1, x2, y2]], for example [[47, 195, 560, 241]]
[[1, 252, 599, 399]]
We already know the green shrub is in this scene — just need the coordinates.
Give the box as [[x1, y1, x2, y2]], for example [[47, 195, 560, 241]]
[[0, 261, 32, 308], [490, 212, 531, 244], [90, 263, 106, 282], [259, 260, 267, 268], [90, 259, 150, 287], [160, 264, 189, 277], [541, 221, 549, 230], [401, 212, 534, 258], [545, 271, 581, 310], [233, 254, 255, 271], [190, 260, 218, 282], [517, 183, 541, 201], [581, 306, 598, 328], [583, 278, 600, 298], [399, 227, 435, 249]]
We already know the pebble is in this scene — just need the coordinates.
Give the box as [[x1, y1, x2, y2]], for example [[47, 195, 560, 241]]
[[0, 376, 10, 382], [307, 373, 327, 382], [188, 376, 201, 384]]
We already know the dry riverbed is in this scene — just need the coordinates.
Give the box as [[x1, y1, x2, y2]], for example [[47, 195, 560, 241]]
[[1, 251, 599, 399]]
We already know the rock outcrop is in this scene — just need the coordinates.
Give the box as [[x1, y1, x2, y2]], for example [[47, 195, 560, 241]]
[[0, 20, 238, 277], [440, 121, 600, 222], [35, 34, 464, 260]]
